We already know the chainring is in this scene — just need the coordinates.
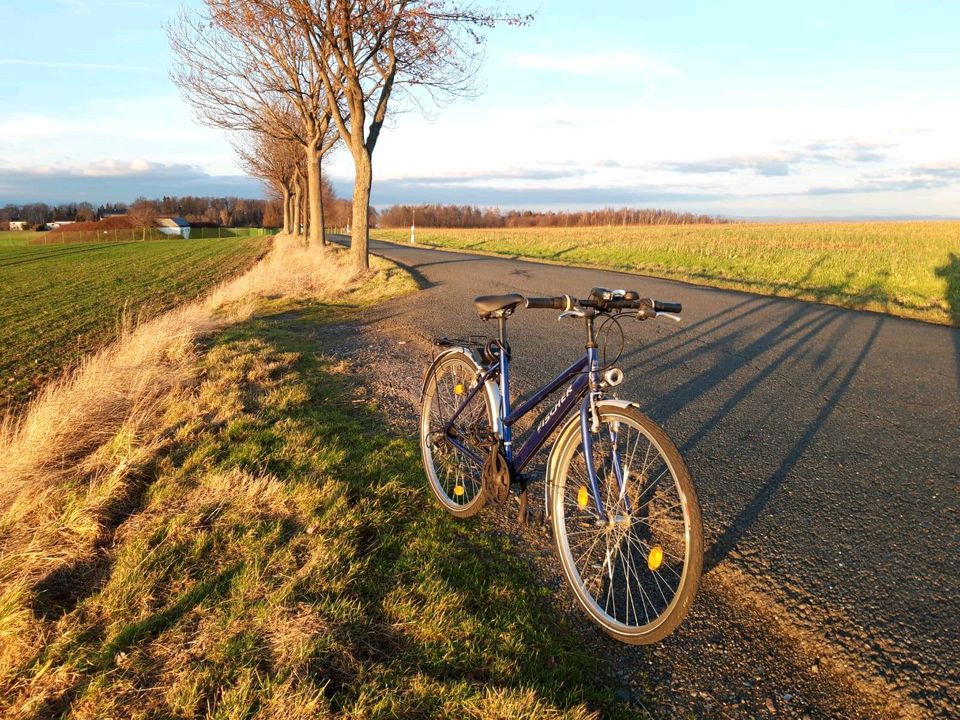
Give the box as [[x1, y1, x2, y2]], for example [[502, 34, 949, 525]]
[[482, 447, 512, 505]]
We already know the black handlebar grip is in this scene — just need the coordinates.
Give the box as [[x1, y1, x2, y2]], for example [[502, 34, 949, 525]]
[[653, 300, 682, 313], [525, 296, 568, 310]]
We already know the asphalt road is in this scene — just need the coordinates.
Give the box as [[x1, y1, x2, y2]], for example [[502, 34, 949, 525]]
[[337, 235, 959, 716]]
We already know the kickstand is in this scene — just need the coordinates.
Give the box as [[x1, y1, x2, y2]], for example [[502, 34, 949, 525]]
[[517, 482, 528, 525]]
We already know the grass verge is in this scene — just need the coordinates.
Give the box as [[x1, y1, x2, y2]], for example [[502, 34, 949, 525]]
[[0, 241, 630, 719], [374, 223, 960, 326]]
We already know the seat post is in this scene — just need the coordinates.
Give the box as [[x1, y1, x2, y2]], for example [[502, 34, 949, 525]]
[[497, 316, 508, 346]]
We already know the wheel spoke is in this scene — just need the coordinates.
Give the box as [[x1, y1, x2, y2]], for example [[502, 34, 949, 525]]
[[421, 356, 492, 513], [552, 408, 701, 639]]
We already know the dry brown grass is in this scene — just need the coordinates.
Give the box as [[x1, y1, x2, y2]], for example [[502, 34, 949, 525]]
[[0, 238, 620, 719], [0, 236, 359, 688]]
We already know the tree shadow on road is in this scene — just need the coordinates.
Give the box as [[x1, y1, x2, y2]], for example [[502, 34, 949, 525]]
[[700, 315, 883, 570], [616, 262, 892, 571], [934, 252, 960, 391], [934, 252, 960, 326]]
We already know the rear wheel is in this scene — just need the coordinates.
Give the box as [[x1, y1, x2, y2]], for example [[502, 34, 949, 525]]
[[420, 351, 493, 517], [550, 405, 702, 644]]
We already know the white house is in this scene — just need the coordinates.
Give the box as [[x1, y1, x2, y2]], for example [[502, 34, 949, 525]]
[[155, 216, 191, 239], [9, 221, 27, 231]]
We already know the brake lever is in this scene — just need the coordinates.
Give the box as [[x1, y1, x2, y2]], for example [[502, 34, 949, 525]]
[[657, 312, 682, 323], [558, 309, 586, 320]]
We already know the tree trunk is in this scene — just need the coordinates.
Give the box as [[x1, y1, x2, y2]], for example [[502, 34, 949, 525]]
[[305, 142, 326, 247], [287, 192, 295, 236], [301, 190, 308, 242], [292, 182, 302, 239], [351, 146, 372, 271], [317, 164, 326, 246], [281, 187, 291, 235]]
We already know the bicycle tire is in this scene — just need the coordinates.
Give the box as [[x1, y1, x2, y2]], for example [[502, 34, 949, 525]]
[[420, 350, 493, 518], [549, 404, 702, 644]]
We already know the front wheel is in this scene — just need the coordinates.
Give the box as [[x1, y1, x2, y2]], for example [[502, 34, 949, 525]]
[[550, 405, 703, 644]]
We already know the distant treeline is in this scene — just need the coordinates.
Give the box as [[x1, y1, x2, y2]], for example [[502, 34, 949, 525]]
[[4, 198, 727, 232], [378, 205, 731, 229], [2, 196, 275, 229], [1, 188, 360, 231]]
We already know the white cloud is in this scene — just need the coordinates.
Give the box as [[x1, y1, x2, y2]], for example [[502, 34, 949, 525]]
[[72, 159, 156, 176], [0, 162, 261, 204], [361, 92, 960, 214], [0, 97, 242, 176]]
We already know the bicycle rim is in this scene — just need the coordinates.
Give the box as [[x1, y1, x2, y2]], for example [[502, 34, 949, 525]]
[[420, 353, 491, 516], [551, 408, 702, 643]]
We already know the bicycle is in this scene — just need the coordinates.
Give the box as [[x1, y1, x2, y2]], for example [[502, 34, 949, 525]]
[[419, 287, 703, 644]]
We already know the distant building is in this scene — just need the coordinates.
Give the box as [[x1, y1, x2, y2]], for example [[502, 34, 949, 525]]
[[156, 216, 191, 239], [43, 221, 76, 231], [99, 211, 128, 220], [9, 221, 27, 231]]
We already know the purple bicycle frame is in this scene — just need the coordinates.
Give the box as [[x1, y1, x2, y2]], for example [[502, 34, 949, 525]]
[[442, 348, 595, 472], [441, 344, 625, 517]]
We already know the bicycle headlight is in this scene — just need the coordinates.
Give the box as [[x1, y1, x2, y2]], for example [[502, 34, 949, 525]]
[[603, 368, 624, 387]]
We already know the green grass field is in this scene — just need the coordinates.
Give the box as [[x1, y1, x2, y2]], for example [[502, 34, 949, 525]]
[[0, 235, 271, 413], [375, 222, 960, 326], [0, 230, 43, 246]]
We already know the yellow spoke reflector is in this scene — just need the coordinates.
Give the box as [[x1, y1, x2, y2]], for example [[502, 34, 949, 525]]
[[454, 383, 465, 395], [454, 485, 465, 497], [648, 545, 664, 572], [577, 486, 589, 509]]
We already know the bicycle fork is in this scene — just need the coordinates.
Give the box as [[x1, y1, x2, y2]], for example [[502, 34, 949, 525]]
[[578, 351, 630, 523], [580, 396, 628, 520]]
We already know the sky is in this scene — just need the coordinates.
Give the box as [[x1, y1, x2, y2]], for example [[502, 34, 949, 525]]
[[1, 0, 958, 217]]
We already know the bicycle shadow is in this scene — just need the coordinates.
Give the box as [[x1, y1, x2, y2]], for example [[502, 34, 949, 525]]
[[701, 315, 883, 570], [614, 266, 890, 571]]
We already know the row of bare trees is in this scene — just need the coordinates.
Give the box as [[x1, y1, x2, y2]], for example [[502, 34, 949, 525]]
[[379, 204, 732, 229], [168, 1, 528, 270]]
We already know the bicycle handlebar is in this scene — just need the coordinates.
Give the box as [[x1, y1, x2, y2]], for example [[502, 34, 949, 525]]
[[653, 300, 683, 314], [524, 293, 682, 315], [525, 296, 570, 310]]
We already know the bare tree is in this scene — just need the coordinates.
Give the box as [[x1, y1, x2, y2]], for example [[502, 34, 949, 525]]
[[234, 128, 306, 236], [167, 1, 340, 246], [288, 0, 530, 270], [128, 198, 158, 228]]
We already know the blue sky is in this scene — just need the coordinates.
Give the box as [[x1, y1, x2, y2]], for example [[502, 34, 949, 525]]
[[1, 0, 958, 216]]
